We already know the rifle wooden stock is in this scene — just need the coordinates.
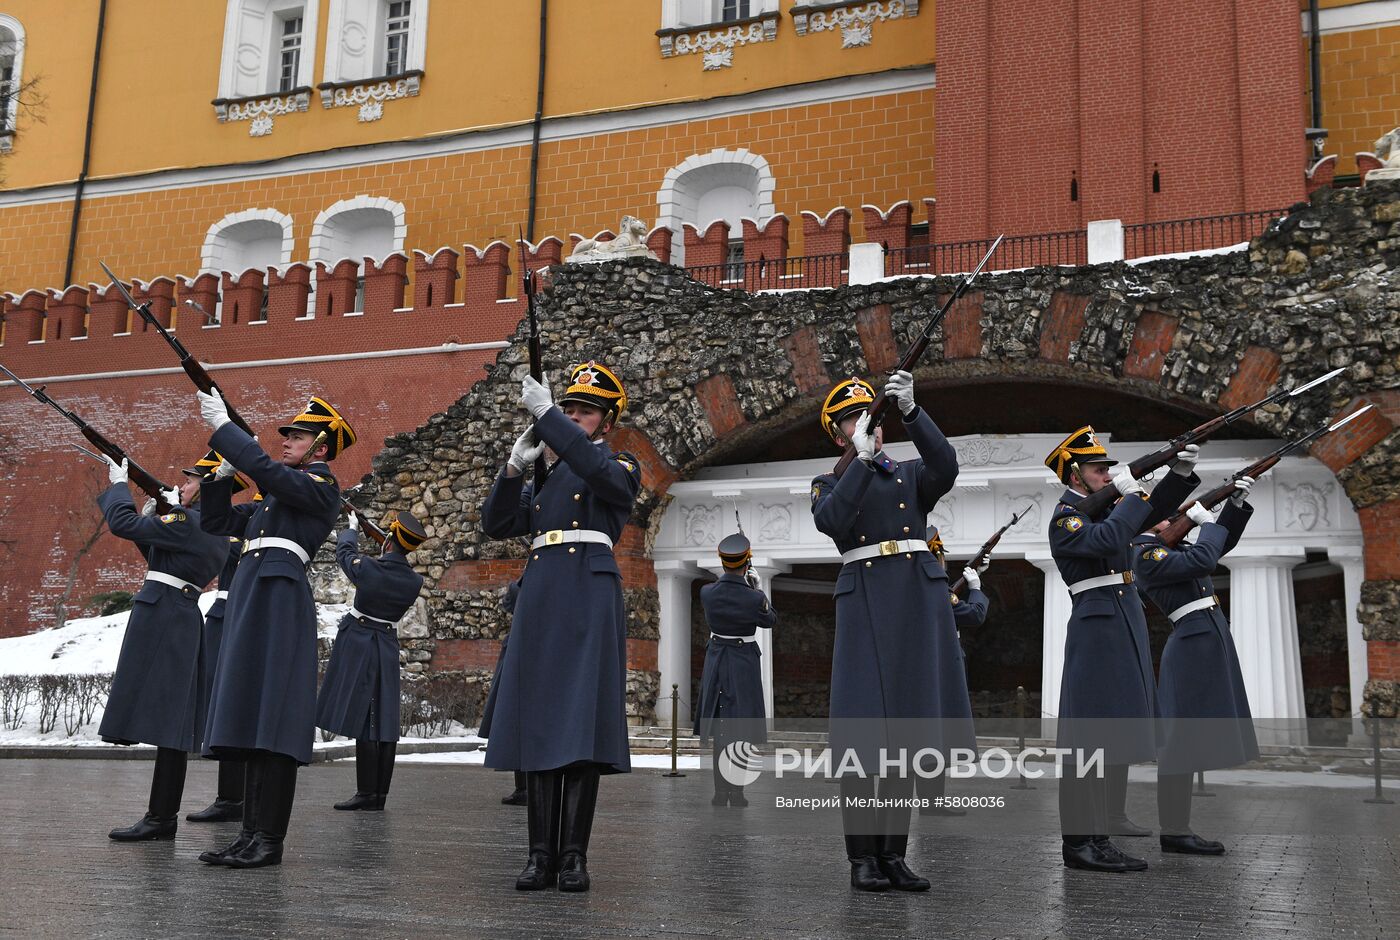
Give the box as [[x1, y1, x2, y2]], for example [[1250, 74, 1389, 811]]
[[948, 505, 1030, 595]]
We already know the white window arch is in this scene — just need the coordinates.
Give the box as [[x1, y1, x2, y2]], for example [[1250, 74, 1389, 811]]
[[323, 0, 430, 83], [657, 148, 776, 265], [217, 0, 320, 99], [203, 208, 294, 274], [0, 14, 28, 142], [308, 196, 406, 264]]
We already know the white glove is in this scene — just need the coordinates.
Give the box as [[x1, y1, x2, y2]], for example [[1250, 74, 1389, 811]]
[[507, 426, 546, 473], [850, 411, 876, 463], [104, 455, 128, 486], [884, 370, 916, 417], [1186, 502, 1217, 526], [161, 486, 179, 508], [197, 389, 231, 432], [963, 566, 981, 591], [347, 512, 360, 532], [1110, 466, 1143, 497], [521, 375, 554, 419], [744, 569, 760, 590], [1231, 475, 1255, 506], [1170, 443, 1200, 477], [141, 497, 158, 517], [214, 458, 237, 480]]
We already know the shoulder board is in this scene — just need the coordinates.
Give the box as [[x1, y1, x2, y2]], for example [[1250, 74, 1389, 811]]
[[159, 511, 187, 524], [305, 473, 333, 484], [1055, 502, 1077, 514]]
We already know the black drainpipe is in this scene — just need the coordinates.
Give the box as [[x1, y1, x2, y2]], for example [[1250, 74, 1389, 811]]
[[62, 0, 108, 289], [525, 0, 548, 243], [1308, 0, 1323, 133]]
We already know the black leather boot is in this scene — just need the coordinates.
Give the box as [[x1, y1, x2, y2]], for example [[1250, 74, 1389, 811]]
[[334, 739, 380, 811], [201, 758, 260, 865], [710, 740, 729, 806], [845, 834, 891, 891], [516, 770, 561, 890], [373, 741, 396, 810], [111, 747, 187, 841], [502, 771, 528, 806], [557, 765, 600, 892], [227, 753, 296, 869], [1061, 836, 1128, 873], [1106, 764, 1151, 837], [876, 832, 930, 891], [188, 759, 244, 822]]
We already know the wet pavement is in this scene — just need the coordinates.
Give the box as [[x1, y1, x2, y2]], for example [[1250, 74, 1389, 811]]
[[2, 757, 1397, 939]]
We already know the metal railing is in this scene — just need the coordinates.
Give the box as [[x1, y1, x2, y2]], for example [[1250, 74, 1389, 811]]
[[685, 252, 848, 291], [885, 229, 1087, 277], [1124, 207, 1286, 260]]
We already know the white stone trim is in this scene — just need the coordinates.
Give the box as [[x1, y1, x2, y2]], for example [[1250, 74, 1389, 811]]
[[323, 0, 429, 84], [659, 0, 781, 31], [0, 13, 27, 141], [201, 208, 295, 273], [800, 205, 849, 226], [658, 148, 777, 266], [792, 0, 919, 47], [660, 16, 780, 70], [0, 68, 934, 209], [216, 0, 320, 101], [1304, 0, 1400, 34], [307, 195, 407, 263], [860, 199, 910, 222]]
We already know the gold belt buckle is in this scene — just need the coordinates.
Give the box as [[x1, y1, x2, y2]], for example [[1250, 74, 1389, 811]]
[[544, 530, 564, 546], [1122, 571, 1133, 584], [879, 539, 898, 556]]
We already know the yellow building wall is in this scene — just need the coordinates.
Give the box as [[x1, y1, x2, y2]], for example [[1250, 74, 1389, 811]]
[[1302, 1, 1400, 176], [0, 0, 934, 191], [0, 86, 934, 292]]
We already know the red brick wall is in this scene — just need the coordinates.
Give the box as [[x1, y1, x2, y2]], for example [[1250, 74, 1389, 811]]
[[936, 0, 1305, 243]]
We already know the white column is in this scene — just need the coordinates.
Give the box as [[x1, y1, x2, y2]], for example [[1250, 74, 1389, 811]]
[[1027, 552, 1071, 740], [654, 560, 701, 728], [1331, 546, 1368, 740], [1222, 550, 1308, 746], [748, 558, 790, 733]]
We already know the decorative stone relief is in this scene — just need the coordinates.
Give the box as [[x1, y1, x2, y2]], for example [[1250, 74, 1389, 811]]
[[1281, 482, 1333, 531], [1366, 127, 1400, 183], [320, 74, 421, 114], [658, 18, 778, 71], [683, 504, 721, 546], [954, 438, 1031, 467], [792, 1, 917, 48], [927, 504, 953, 539], [214, 90, 311, 137], [1002, 493, 1043, 531], [758, 503, 794, 542]]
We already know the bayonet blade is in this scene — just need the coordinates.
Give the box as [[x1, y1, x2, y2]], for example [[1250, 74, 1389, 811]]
[[1329, 403, 1374, 432], [1288, 366, 1346, 397], [98, 261, 143, 311]]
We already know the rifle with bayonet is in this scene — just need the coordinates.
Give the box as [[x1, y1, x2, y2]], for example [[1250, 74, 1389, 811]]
[[1074, 366, 1347, 520], [517, 228, 550, 489], [98, 262, 256, 438], [948, 503, 1033, 596], [833, 234, 1004, 478], [0, 361, 175, 512], [340, 495, 388, 547], [1157, 404, 1374, 547]]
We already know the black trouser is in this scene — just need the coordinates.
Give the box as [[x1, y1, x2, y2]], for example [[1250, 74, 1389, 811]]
[[1059, 772, 1107, 845], [1105, 763, 1132, 819], [149, 747, 188, 819], [1157, 773, 1193, 836]]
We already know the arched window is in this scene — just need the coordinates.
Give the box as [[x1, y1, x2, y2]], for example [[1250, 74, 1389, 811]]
[[308, 196, 405, 313], [0, 15, 28, 146], [203, 209, 295, 274], [217, 0, 319, 99], [658, 148, 776, 265]]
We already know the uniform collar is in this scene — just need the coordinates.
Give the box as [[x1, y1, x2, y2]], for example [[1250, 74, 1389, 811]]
[[718, 571, 746, 584], [301, 461, 332, 475], [379, 551, 411, 566], [872, 451, 897, 475], [1059, 487, 1085, 507]]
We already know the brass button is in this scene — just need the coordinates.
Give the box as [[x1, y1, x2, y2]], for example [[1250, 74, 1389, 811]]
[[899, 502, 906, 509], [864, 561, 872, 568], [902, 526, 910, 534], [534, 504, 541, 511], [573, 493, 581, 501], [571, 521, 579, 528], [254, 552, 261, 558], [568, 547, 576, 554], [263, 506, 270, 512], [1118, 590, 1124, 597], [533, 554, 539, 560], [859, 535, 867, 543], [536, 529, 543, 536], [896, 478, 903, 484], [905, 553, 912, 559]]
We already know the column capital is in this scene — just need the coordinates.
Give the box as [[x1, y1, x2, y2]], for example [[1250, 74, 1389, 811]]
[[1329, 545, 1365, 565], [1222, 548, 1307, 569], [654, 559, 703, 578]]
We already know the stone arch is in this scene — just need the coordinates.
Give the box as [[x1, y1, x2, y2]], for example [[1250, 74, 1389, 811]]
[[0, 13, 28, 139], [359, 184, 1400, 731], [202, 207, 294, 274], [658, 148, 777, 265]]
